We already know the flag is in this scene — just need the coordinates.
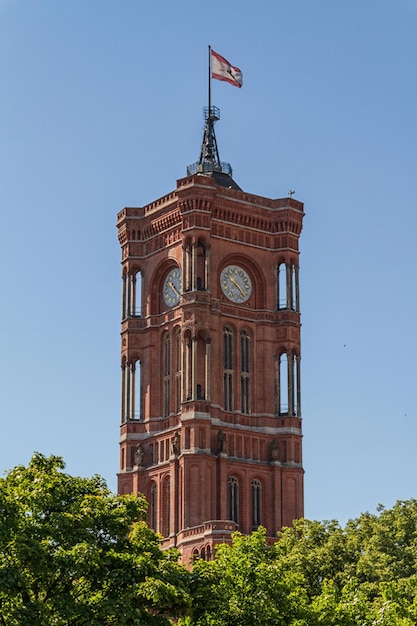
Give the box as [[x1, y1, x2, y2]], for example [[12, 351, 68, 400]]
[[211, 49, 243, 88]]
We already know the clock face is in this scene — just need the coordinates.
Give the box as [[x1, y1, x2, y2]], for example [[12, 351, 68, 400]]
[[220, 265, 252, 303], [163, 268, 182, 307]]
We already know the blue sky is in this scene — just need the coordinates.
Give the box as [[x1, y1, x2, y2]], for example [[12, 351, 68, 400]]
[[1, 0, 417, 525]]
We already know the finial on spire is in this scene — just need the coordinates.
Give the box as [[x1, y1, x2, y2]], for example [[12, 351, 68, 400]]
[[187, 106, 233, 177], [199, 106, 221, 169]]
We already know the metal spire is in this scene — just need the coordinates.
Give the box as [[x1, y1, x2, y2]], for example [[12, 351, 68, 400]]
[[199, 106, 220, 169], [186, 47, 239, 188], [186, 106, 233, 177]]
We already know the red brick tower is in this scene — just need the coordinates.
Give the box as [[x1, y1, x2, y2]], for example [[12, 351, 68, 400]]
[[117, 107, 304, 562]]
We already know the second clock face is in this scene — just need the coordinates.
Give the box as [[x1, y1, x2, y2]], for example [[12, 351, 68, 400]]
[[220, 265, 252, 303], [163, 268, 182, 307]]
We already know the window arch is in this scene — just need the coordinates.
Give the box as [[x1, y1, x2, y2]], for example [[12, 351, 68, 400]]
[[223, 327, 234, 411], [251, 479, 262, 529], [227, 476, 239, 523]]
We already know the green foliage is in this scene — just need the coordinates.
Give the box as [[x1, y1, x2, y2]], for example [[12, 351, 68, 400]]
[[181, 527, 311, 626], [4, 454, 417, 625], [182, 501, 417, 626], [0, 453, 190, 625]]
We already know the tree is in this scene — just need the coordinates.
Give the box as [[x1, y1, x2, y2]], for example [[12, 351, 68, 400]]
[[275, 502, 417, 624], [6, 454, 417, 625], [0, 453, 190, 625], [181, 527, 311, 626], [182, 501, 417, 626]]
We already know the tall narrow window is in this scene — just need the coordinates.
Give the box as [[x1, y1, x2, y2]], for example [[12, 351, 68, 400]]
[[295, 354, 301, 417], [277, 262, 287, 310], [121, 359, 141, 421], [276, 352, 299, 416], [134, 270, 142, 316], [162, 333, 170, 417], [223, 327, 233, 411], [240, 330, 250, 414], [133, 359, 141, 420], [121, 360, 128, 423], [165, 479, 171, 537], [279, 353, 289, 415], [251, 479, 262, 529], [150, 483, 157, 531], [227, 476, 239, 523], [196, 241, 206, 290], [174, 328, 181, 413], [124, 270, 142, 317], [291, 264, 297, 311], [277, 262, 299, 311]]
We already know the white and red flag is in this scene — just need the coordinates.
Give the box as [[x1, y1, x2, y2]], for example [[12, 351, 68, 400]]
[[211, 49, 243, 88]]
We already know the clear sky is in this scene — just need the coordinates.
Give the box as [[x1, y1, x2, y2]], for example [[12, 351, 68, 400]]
[[1, 0, 417, 526]]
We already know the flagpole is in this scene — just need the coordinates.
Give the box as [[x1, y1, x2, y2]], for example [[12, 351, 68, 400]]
[[208, 44, 211, 114]]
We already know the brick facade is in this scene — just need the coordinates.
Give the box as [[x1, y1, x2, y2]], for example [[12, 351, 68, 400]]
[[117, 173, 304, 562]]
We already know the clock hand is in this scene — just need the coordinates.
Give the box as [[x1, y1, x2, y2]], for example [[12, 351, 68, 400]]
[[230, 276, 246, 297], [168, 281, 180, 297]]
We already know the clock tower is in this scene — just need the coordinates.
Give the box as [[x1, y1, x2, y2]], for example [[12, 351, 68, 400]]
[[117, 106, 304, 562]]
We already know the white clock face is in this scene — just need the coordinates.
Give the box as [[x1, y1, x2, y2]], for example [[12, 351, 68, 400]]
[[220, 265, 252, 303], [163, 268, 182, 307]]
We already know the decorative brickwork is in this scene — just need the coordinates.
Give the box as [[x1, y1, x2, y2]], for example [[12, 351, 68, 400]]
[[117, 174, 304, 562]]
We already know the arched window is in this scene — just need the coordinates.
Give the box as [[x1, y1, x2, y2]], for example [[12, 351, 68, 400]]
[[277, 262, 287, 310], [165, 479, 171, 537], [251, 479, 262, 529], [291, 263, 298, 312], [123, 270, 143, 318], [150, 483, 157, 531], [223, 327, 233, 411], [227, 476, 239, 523], [183, 239, 209, 292], [294, 354, 301, 417], [279, 353, 289, 415], [276, 352, 301, 417], [276, 262, 299, 312], [134, 270, 143, 315], [162, 333, 171, 417], [184, 332, 193, 401], [240, 330, 250, 414], [121, 358, 141, 422], [196, 241, 207, 291], [134, 359, 142, 420], [174, 328, 181, 412]]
